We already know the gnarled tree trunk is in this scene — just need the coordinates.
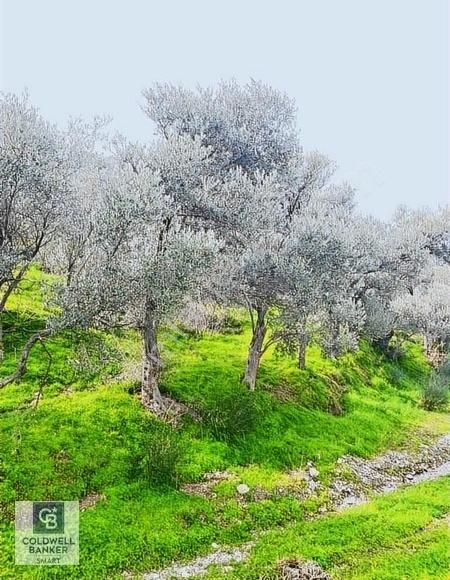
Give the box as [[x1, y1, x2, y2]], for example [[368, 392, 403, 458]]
[[297, 330, 309, 370], [141, 305, 164, 411], [373, 331, 394, 356], [424, 334, 446, 367], [243, 306, 267, 391], [0, 315, 4, 364]]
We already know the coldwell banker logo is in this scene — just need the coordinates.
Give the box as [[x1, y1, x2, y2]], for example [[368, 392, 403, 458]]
[[15, 501, 79, 566], [33, 502, 65, 534]]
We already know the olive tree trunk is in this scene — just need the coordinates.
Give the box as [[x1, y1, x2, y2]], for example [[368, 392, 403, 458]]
[[298, 330, 309, 370], [0, 316, 4, 364], [373, 331, 394, 356], [141, 306, 164, 411], [243, 306, 267, 391]]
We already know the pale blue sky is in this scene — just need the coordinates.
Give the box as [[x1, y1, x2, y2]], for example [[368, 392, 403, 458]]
[[1, 0, 448, 217]]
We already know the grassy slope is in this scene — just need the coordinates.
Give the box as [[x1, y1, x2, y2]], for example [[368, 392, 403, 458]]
[[206, 476, 450, 579], [0, 267, 449, 579]]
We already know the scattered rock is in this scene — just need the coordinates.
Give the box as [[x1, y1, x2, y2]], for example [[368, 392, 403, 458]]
[[307, 480, 320, 493], [181, 471, 234, 498], [278, 558, 331, 579], [181, 482, 216, 498], [253, 486, 271, 501], [330, 433, 450, 510], [80, 493, 106, 511], [236, 483, 250, 495], [330, 479, 366, 510], [138, 432, 450, 579], [143, 543, 255, 579], [183, 466, 319, 503], [204, 470, 231, 482], [308, 467, 319, 479]]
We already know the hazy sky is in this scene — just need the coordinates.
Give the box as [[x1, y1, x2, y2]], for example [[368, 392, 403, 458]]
[[1, 0, 448, 217]]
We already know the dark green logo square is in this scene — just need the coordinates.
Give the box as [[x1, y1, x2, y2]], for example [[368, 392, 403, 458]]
[[32, 502, 65, 534]]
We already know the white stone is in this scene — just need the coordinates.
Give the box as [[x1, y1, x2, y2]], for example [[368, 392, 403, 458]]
[[236, 483, 250, 495], [308, 467, 319, 479]]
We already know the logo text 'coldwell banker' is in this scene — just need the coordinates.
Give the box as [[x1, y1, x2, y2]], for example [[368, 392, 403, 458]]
[[15, 501, 79, 565]]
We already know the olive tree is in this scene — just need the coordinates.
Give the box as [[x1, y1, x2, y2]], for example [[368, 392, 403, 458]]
[[277, 184, 363, 368], [39, 117, 109, 284], [142, 81, 344, 388], [57, 135, 219, 409], [347, 207, 450, 354], [393, 263, 450, 361], [0, 93, 74, 383]]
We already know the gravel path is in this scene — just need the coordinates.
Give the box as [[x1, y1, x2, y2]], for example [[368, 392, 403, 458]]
[[141, 543, 254, 579], [412, 458, 450, 483], [331, 433, 450, 509], [137, 432, 450, 579]]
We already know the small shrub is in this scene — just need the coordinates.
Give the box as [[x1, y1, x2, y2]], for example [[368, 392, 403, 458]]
[[422, 371, 449, 411], [140, 424, 186, 488], [439, 358, 450, 379], [373, 334, 405, 361], [196, 387, 261, 442], [388, 366, 406, 387], [387, 342, 405, 362]]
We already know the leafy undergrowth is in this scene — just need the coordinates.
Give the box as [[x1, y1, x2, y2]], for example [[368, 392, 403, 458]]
[[0, 267, 449, 578]]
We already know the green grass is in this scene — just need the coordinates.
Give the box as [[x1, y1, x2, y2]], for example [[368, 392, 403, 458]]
[[162, 327, 437, 479], [0, 266, 449, 578], [209, 476, 450, 579]]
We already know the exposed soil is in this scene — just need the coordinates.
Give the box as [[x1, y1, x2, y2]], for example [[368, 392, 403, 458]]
[[141, 543, 255, 580]]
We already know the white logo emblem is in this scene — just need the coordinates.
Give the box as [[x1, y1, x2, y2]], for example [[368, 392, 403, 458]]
[[38, 507, 58, 530]]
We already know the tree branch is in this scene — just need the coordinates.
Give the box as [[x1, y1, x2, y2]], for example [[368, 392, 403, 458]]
[[0, 329, 52, 389], [32, 338, 53, 409]]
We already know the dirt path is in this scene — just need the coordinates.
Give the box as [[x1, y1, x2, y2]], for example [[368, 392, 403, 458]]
[[141, 543, 254, 580], [137, 432, 450, 579], [331, 433, 450, 509]]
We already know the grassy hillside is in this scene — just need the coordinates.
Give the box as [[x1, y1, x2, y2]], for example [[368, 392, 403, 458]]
[[0, 267, 449, 579], [207, 476, 450, 579]]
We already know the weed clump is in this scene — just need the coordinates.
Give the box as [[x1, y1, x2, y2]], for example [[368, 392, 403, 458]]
[[196, 386, 262, 442], [140, 423, 186, 487], [422, 360, 450, 411]]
